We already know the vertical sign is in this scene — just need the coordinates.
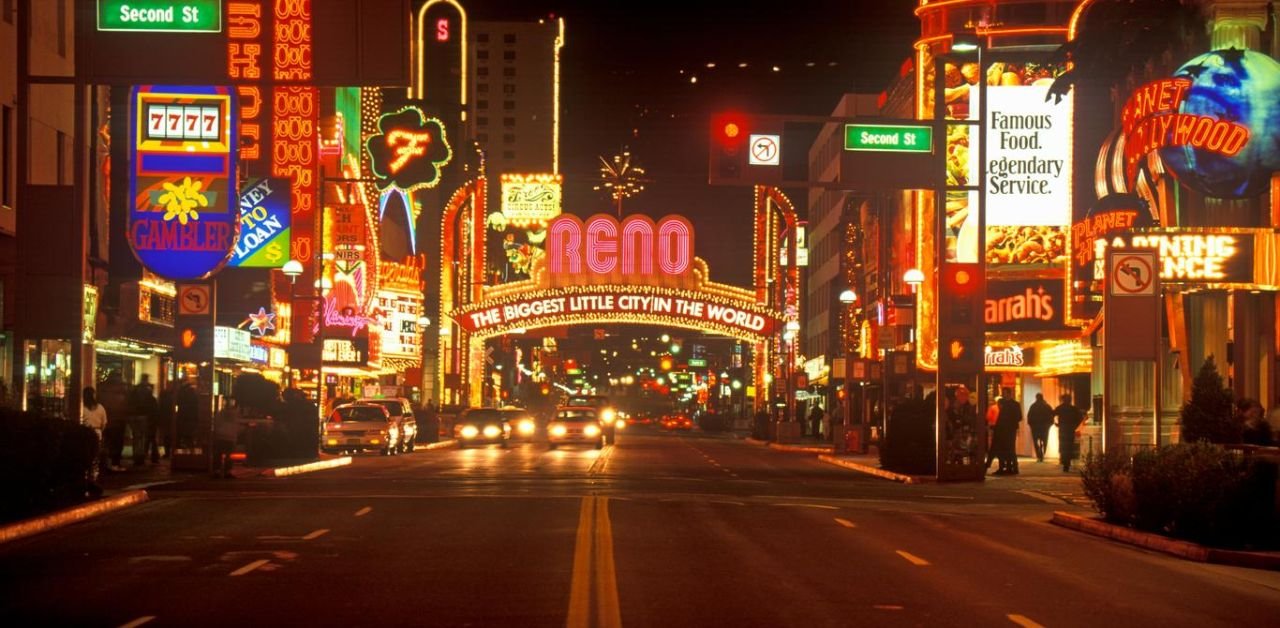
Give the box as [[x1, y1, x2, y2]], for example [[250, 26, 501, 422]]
[[128, 86, 239, 280], [231, 177, 291, 266], [227, 1, 267, 164]]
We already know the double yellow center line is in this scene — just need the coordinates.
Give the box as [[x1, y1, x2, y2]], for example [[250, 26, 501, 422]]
[[567, 496, 621, 628]]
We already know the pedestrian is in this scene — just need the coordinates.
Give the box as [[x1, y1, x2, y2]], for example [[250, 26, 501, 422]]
[[212, 396, 242, 479], [1054, 394, 1085, 472], [992, 387, 1022, 475], [175, 381, 199, 449], [1027, 393, 1054, 462], [808, 405, 825, 440], [100, 372, 129, 471], [81, 386, 109, 482], [982, 397, 1000, 468], [945, 385, 979, 466], [129, 374, 158, 466], [147, 383, 176, 463], [1241, 399, 1273, 446]]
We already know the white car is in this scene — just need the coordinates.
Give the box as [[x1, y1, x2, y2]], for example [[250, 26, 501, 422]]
[[547, 406, 604, 450]]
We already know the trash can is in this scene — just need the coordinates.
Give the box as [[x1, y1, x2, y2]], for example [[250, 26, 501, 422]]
[[845, 427, 863, 454]]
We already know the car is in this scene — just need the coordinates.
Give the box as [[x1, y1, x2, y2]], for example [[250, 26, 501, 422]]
[[498, 407, 539, 442], [363, 397, 417, 453], [662, 413, 693, 431], [454, 408, 511, 448], [547, 406, 605, 450], [565, 394, 622, 444], [322, 403, 401, 455]]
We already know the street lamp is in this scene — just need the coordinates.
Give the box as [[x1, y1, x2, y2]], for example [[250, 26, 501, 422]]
[[903, 268, 925, 290], [838, 288, 858, 304], [282, 259, 305, 283]]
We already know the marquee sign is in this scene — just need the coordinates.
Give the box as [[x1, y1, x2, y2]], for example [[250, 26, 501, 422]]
[[128, 85, 238, 280], [366, 106, 453, 192], [1092, 229, 1273, 286], [501, 174, 563, 225], [547, 214, 694, 287], [231, 178, 290, 267], [453, 288, 780, 339], [323, 338, 368, 365]]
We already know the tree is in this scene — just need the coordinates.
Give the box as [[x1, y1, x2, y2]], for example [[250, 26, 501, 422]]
[[1179, 356, 1239, 444]]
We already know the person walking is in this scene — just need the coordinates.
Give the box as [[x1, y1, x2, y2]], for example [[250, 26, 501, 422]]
[[81, 387, 109, 482], [1026, 393, 1054, 463], [992, 388, 1022, 475], [147, 383, 176, 463], [807, 405, 825, 440], [175, 382, 199, 450], [212, 397, 242, 479], [1241, 399, 1273, 446], [128, 375, 158, 466], [1054, 394, 1085, 472]]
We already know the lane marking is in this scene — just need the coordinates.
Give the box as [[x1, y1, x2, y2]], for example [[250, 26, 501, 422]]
[[303, 528, 330, 540], [873, 605, 904, 611], [594, 497, 622, 628], [834, 518, 857, 528], [772, 503, 839, 510], [129, 555, 191, 563], [1008, 614, 1045, 628], [118, 617, 156, 628], [566, 496, 595, 628], [895, 550, 930, 566], [229, 559, 271, 577], [1015, 489, 1067, 505], [354, 506, 372, 517], [923, 495, 974, 500]]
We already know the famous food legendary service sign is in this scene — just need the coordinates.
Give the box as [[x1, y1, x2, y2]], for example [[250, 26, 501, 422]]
[[128, 85, 239, 280]]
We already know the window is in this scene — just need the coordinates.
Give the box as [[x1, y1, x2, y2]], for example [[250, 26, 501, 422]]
[[503, 50, 516, 61], [56, 0, 67, 57], [503, 101, 515, 110], [1, 105, 10, 206], [477, 67, 489, 77], [477, 116, 489, 127], [3, 0, 13, 25], [477, 100, 488, 110], [503, 133, 515, 144], [503, 84, 516, 95], [503, 150, 515, 160], [477, 49, 489, 60], [503, 67, 516, 78], [503, 33, 516, 44], [503, 117, 515, 128], [477, 33, 489, 43]]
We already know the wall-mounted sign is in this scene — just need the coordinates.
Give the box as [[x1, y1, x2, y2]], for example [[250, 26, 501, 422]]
[[1123, 50, 1280, 198], [1093, 229, 1273, 286], [1071, 194, 1154, 270], [128, 85, 238, 280], [323, 338, 368, 365], [213, 325, 252, 362], [231, 178, 290, 267], [547, 214, 694, 282], [98, 0, 222, 33], [984, 279, 1068, 332], [501, 174, 563, 225], [248, 342, 269, 365], [844, 124, 932, 154], [375, 289, 424, 358], [83, 285, 99, 344], [984, 345, 1036, 369], [986, 82, 1073, 227], [366, 106, 452, 192]]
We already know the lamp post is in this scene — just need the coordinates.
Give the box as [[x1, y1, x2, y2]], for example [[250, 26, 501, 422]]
[[416, 315, 430, 404], [282, 259, 325, 403], [783, 319, 801, 429], [837, 288, 858, 451]]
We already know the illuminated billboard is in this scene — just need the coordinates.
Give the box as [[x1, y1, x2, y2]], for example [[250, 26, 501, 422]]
[[128, 85, 238, 280], [500, 174, 563, 225], [231, 178, 290, 267]]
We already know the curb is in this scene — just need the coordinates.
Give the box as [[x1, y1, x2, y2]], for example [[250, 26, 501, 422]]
[[743, 437, 769, 447], [267, 456, 353, 478], [817, 455, 932, 484], [0, 490, 150, 544], [768, 443, 836, 455], [1050, 511, 1280, 571], [419, 439, 458, 450]]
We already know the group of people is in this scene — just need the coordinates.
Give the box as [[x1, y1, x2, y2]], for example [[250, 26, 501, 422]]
[[982, 388, 1086, 474], [80, 374, 201, 474]]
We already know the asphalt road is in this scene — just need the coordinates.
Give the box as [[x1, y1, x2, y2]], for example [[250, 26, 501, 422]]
[[3, 430, 1279, 627]]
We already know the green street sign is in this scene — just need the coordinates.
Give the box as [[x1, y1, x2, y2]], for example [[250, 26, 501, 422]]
[[844, 124, 933, 154], [687, 358, 707, 368], [98, 0, 222, 33]]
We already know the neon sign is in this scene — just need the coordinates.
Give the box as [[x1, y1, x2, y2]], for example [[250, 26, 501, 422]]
[[1092, 230, 1262, 284], [232, 177, 290, 267], [985, 346, 1028, 368], [366, 107, 453, 192], [322, 297, 374, 337], [1121, 77, 1250, 184], [501, 174, 563, 225], [547, 214, 693, 278], [128, 85, 239, 280]]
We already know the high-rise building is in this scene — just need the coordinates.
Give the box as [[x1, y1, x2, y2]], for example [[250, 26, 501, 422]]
[[468, 18, 563, 175]]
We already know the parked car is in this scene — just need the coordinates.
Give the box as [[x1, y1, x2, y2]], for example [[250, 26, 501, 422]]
[[455, 408, 511, 448], [322, 403, 400, 455], [498, 406, 539, 442], [548, 406, 604, 450], [363, 397, 417, 453]]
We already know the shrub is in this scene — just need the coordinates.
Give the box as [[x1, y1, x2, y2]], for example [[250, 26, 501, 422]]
[[1180, 356, 1239, 444], [1080, 442, 1277, 548], [0, 409, 98, 521]]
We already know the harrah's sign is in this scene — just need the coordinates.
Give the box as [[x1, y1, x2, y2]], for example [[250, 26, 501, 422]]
[[1120, 78, 1250, 182], [984, 280, 1067, 332], [548, 214, 693, 283]]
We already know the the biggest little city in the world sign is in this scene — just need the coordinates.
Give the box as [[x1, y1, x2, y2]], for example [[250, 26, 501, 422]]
[[128, 85, 239, 280]]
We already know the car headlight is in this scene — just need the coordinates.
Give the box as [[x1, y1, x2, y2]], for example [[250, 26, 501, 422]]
[[483, 425, 501, 438], [616, 419, 626, 429], [550, 424, 567, 437], [584, 424, 601, 437], [518, 420, 536, 435], [601, 408, 616, 421], [461, 425, 479, 439]]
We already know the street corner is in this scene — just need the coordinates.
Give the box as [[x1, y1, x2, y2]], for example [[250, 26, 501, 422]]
[[0, 490, 150, 545]]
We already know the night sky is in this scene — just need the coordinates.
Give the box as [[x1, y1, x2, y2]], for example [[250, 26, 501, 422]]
[[468, 1, 919, 286]]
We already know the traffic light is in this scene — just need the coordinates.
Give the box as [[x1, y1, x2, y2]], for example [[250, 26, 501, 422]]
[[659, 354, 674, 372], [709, 113, 749, 183], [938, 262, 985, 372]]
